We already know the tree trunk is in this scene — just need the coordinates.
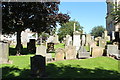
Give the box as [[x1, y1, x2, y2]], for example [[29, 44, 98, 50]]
[[16, 30, 23, 55]]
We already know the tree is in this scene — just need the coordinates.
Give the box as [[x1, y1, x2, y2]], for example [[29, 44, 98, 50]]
[[2, 2, 70, 54], [58, 20, 83, 41], [90, 26, 105, 37]]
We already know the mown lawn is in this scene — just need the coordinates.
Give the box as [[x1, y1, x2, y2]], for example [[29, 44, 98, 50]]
[[1, 55, 120, 78]]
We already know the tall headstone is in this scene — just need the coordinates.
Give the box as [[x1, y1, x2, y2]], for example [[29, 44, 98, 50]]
[[30, 55, 46, 78], [0, 41, 9, 64], [21, 31, 28, 46], [73, 31, 81, 51], [81, 34, 86, 46], [112, 31, 115, 40], [27, 39, 36, 53]]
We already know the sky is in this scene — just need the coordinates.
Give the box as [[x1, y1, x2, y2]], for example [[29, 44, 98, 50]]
[[57, 2, 107, 34]]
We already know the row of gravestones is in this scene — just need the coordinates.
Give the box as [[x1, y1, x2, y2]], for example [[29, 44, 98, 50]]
[[55, 45, 77, 61]]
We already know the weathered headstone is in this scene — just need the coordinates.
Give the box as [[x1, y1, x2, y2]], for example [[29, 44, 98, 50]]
[[107, 45, 119, 59], [27, 39, 36, 53], [73, 31, 81, 51], [78, 46, 90, 58], [0, 41, 9, 64], [99, 39, 106, 48], [30, 55, 46, 78], [64, 46, 77, 59], [36, 45, 46, 56], [91, 46, 104, 58], [47, 43, 54, 53], [55, 48, 65, 61]]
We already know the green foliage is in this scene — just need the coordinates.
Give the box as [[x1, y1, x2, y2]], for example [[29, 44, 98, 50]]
[[58, 20, 83, 41], [90, 26, 105, 37], [107, 41, 112, 44]]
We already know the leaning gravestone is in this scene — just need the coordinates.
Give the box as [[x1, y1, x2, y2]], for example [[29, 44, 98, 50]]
[[55, 48, 65, 61], [30, 55, 46, 78], [64, 46, 77, 60], [107, 45, 119, 59], [27, 39, 36, 53], [91, 46, 104, 58], [0, 41, 9, 64], [78, 46, 90, 58]]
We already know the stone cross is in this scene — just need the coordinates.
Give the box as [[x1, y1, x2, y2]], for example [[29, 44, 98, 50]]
[[74, 23, 76, 32]]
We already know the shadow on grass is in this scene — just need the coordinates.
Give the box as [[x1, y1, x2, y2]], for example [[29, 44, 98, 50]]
[[1, 63, 120, 79], [9, 47, 34, 55]]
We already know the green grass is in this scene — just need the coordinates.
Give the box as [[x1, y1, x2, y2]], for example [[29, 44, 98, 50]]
[[54, 43, 65, 49], [1, 55, 120, 78]]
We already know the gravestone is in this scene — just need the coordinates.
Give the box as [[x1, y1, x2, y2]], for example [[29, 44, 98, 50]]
[[64, 46, 77, 59], [107, 45, 119, 59], [27, 39, 36, 53], [86, 34, 91, 46], [89, 41, 97, 55], [36, 45, 46, 56], [53, 34, 60, 44], [47, 36, 54, 43], [81, 34, 86, 46], [36, 45, 52, 62], [65, 35, 72, 46], [73, 31, 81, 51], [55, 48, 65, 61], [30, 55, 46, 78], [47, 43, 54, 53], [21, 31, 28, 46], [0, 41, 9, 64], [91, 46, 104, 58], [78, 46, 90, 58], [99, 39, 106, 48], [112, 31, 115, 40]]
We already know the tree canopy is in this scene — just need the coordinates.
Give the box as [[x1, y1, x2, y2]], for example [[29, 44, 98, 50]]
[[90, 26, 105, 37], [58, 20, 83, 41], [2, 2, 70, 54]]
